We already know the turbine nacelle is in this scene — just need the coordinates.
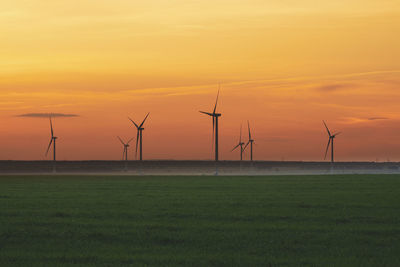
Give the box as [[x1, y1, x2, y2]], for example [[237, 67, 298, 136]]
[[323, 120, 341, 162], [128, 113, 150, 161], [243, 121, 255, 161], [45, 117, 58, 161], [199, 85, 221, 161], [117, 136, 134, 161], [199, 111, 221, 117], [232, 142, 245, 151], [231, 125, 245, 161]]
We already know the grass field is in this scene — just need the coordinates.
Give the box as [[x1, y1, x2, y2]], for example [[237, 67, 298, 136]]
[[1, 175, 400, 266]]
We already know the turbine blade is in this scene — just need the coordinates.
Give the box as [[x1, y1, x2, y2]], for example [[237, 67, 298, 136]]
[[244, 141, 250, 151], [117, 136, 125, 145], [231, 143, 240, 152], [240, 124, 242, 143], [199, 111, 213, 116], [323, 120, 331, 136], [213, 84, 220, 114], [248, 120, 251, 140], [333, 132, 341, 137], [139, 112, 150, 128], [127, 137, 134, 144], [128, 117, 139, 129], [45, 138, 53, 156], [324, 138, 331, 160], [49, 117, 54, 138]]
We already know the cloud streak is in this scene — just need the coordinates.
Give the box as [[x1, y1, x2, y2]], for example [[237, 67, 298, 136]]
[[17, 113, 79, 118], [368, 117, 389, 121], [316, 83, 352, 92]]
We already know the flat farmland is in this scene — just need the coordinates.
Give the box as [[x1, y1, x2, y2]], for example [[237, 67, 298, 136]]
[[1, 175, 400, 266]]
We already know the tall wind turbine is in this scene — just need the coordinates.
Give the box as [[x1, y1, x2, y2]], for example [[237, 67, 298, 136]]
[[244, 120, 255, 161], [128, 113, 150, 161], [117, 136, 134, 161], [45, 117, 57, 161], [231, 125, 245, 160], [200, 86, 221, 161], [323, 121, 341, 163]]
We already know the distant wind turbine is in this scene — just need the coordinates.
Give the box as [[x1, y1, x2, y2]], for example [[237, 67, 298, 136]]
[[200, 85, 221, 161], [128, 113, 150, 161], [323, 120, 341, 163], [244, 120, 255, 161], [231, 125, 245, 161], [117, 136, 134, 161], [45, 117, 57, 161]]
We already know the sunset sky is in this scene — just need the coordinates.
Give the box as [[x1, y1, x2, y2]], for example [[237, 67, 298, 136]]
[[1, 0, 399, 161]]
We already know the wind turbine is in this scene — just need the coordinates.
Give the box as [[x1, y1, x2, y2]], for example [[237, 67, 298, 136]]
[[231, 125, 245, 161], [323, 120, 341, 163], [244, 120, 255, 161], [117, 136, 134, 161], [200, 86, 221, 161], [128, 113, 150, 161], [45, 117, 57, 161]]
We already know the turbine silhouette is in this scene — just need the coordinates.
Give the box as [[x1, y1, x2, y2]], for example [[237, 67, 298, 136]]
[[45, 117, 57, 161], [128, 113, 150, 161], [231, 125, 245, 160], [243, 120, 255, 161], [200, 85, 221, 161], [117, 136, 134, 161], [323, 120, 341, 163]]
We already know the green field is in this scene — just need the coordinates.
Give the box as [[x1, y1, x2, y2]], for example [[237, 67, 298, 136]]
[[1, 175, 400, 266]]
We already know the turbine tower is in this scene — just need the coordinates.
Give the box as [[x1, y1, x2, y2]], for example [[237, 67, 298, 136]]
[[117, 136, 134, 161], [244, 120, 255, 161], [128, 113, 150, 161], [231, 125, 245, 161], [323, 120, 341, 163], [200, 86, 221, 161], [45, 117, 57, 161]]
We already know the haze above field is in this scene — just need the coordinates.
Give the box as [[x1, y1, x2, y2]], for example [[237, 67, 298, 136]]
[[1, 0, 399, 161]]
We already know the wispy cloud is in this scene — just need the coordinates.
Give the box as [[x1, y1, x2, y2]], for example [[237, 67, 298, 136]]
[[368, 117, 389, 121], [316, 83, 352, 92], [17, 113, 79, 118], [342, 116, 391, 124]]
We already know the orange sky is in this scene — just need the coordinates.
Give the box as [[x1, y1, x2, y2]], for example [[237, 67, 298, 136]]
[[1, 0, 399, 161]]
